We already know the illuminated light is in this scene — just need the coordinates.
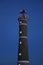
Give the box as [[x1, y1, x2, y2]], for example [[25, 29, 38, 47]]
[[19, 53, 21, 56], [20, 31, 22, 34], [20, 21, 22, 24], [18, 64, 21, 65], [20, 41, 22, 44]]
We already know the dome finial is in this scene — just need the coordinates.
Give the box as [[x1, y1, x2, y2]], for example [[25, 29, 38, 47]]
[[20, 9, 27, 14]]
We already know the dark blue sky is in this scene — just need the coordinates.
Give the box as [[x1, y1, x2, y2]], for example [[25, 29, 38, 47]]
[[0, 0, 43, 65]]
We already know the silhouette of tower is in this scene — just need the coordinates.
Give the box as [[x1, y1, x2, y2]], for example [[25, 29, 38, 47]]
[[17, 10, 29, 65]]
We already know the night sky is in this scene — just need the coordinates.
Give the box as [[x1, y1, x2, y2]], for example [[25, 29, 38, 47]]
[[0, 0, 43, 65]]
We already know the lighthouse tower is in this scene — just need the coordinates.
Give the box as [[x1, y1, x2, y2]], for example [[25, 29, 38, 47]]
[[17, 10, 29, 65]]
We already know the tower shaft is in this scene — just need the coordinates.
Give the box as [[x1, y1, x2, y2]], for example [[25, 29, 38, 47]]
[[17, 10, 29, 65]]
